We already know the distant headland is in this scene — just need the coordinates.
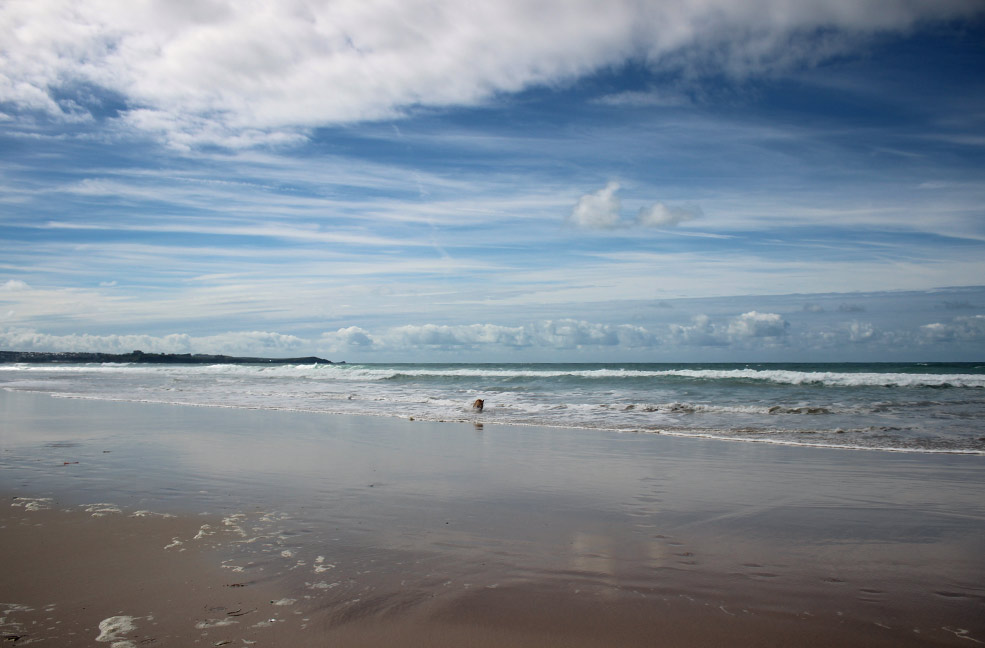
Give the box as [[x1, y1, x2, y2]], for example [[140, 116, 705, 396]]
[[0, 350, 337, 364]]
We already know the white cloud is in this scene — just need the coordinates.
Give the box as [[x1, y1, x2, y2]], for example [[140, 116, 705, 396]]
[[3, 0, 977, 147], [0, 327, 305, 355], [636, 202, 701, 228], [569, 182, 701, 230], [391, 324, 518, 348], [529, 320, 656, 348], [2, 279, 29, 291], [321, 320, 657, 352], [669, 314, 725, 346], [324, 326, 375, 348], [43, 218, 420, 248], [921, 315, 985, 342], [670, 311, 789, 346], [727, 311, 790, 339], [569, 182, 622, 229], [0, 327, 193, 354], [3, 300, 984, 360], [322, 314, 788, 354], [847, 320, 878, 343]]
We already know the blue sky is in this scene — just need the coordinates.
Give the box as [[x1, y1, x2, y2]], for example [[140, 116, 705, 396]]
[[1, 0, 984, 361]]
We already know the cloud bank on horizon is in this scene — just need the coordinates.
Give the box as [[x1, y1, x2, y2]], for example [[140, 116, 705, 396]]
[[2, 288, 984, 362], [1, 0, 984, 360]]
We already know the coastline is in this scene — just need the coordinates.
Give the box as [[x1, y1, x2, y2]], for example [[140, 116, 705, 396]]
[[3, 361, 982, 454], [0, 350, 335, 364], [2, 390, 983, 646]]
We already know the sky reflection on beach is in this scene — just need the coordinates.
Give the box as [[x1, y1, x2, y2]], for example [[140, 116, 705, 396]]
[[1, 389, 983, 628]]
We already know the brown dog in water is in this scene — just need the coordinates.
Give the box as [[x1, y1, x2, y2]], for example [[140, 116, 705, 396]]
[[471, 398, 484, 412]]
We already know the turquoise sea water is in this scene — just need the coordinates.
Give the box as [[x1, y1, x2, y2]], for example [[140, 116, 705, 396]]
[[1, 362, 983, 453]]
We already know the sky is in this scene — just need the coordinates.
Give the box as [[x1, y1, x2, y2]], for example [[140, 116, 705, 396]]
[[1, 0, 984, 362]]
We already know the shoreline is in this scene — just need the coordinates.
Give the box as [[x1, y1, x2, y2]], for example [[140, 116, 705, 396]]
[[0, 350, 335, 364], [3, 360, 984, 454], [23, 389, 985, 456], [2, 390, 983, 645]]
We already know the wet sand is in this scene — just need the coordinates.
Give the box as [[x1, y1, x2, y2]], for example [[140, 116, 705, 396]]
[[1, 390, 983, 646], [0, 505, 291, 646]]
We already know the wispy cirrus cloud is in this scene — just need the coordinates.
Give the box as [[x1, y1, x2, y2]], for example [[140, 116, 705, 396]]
[[2, 2, 983, 362], [41, 220, 420, 248]]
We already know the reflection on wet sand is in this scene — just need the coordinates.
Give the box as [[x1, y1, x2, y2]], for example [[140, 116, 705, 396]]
[[1, 390, 984, 646]]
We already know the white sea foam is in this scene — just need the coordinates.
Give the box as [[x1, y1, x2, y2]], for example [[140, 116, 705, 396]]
[[5, 362, 984, 388], [11, 497, 53, 511], [3, 362, 983, 453], [651, 368, 985, 388], [194, 617, 238, 629], [283, 365, 985, 388], [83, 503, 122, 517], [96, 615, 137, 647]]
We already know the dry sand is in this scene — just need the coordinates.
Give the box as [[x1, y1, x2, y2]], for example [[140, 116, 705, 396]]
[[1, 390, 983, 646]]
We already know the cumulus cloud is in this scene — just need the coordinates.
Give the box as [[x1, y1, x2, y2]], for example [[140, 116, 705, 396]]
[[921, 315, 985, 342], [569, 182, 622, 229], [847, 320, 879, 343], [0, 327, 304, 355], [529, 320, 656, 348], [325, 326, 375, 348], [569, 182, 700, 230], [670, 311, 789, 346], [0, 327, 193, 354], [3, 0, 977, 147], [669, 314, 725, 346], [322, 320, 657, 352], [800, 321, 900, 350], [635, 202, 702, 228], [727, 311, 790, 339], [390, 323, 533, 348], [1, 279, 29, 291], [7, 308, 984, 360]]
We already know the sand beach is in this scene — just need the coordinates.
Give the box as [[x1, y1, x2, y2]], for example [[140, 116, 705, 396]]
[[1, 389, 983, 646], [6, 2, 985, 645]]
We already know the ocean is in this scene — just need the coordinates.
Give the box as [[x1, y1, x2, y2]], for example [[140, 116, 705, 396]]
[[1, 361, 983, 454]]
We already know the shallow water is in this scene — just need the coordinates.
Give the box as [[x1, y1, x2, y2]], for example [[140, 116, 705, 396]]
[[2, 361, 984, 453]]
